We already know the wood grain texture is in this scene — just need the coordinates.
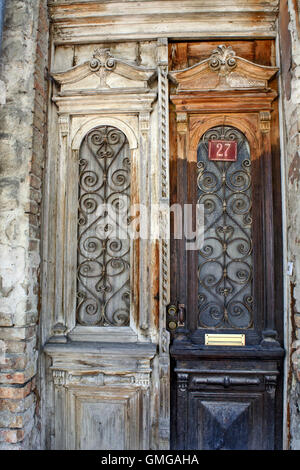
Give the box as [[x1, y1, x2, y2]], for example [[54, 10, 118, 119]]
[[43, 42, 168, 450], [48, 1, 280, 43], [170, 40, 276, 70], [169, 39, 284, 450]]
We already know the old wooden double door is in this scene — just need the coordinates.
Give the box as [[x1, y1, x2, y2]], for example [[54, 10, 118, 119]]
[[168, 40, 284, 450]]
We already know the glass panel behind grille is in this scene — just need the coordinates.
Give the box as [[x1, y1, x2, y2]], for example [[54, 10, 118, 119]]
[[76, 126, 131, 326], [197, 126, 253, 329]]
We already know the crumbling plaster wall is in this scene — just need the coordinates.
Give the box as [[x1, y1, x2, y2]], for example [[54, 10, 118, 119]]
[[0, 0, 48, 449], [279, 0, 300, 450]]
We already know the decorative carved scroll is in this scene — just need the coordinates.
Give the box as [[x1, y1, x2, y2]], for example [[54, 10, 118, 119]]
[[89, 48, 116, 87], [51, 48, 156, 94], [209, 45, 237, 74], [169, 45, 278, 92]]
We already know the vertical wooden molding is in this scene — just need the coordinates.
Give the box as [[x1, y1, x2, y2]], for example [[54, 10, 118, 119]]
[[265, 374, 278, 448], [52, 115, 69, 342], [157, 38, 171, 448], [157, 38, 169, 200], [260, 111, 278, 344], [176, 373, 189, 449], [175, 112, 189, 332], [52, 369, 67, 449], [64, 149, 79, 333], [139, 112, 151, 332]]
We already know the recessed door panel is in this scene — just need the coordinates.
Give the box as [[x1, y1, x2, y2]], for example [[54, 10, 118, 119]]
[[189, 394, 260, 450]]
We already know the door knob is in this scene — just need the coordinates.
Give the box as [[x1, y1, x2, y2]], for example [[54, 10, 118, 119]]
[[167, 302, 186, 332]]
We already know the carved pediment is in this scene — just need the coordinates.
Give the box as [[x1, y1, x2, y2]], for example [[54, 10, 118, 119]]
[[52, 48, 156, 94], [170, 45, 278, 92]]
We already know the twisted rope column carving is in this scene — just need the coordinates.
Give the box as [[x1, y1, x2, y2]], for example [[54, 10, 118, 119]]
[[157, 38, 170, 446]]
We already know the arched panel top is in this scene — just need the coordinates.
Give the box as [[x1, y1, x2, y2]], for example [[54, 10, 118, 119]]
[[188, 114, 260, 163], [72, 116, 138, 150]]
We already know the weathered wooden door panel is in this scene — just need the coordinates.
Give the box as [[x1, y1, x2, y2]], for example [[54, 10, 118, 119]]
[[43, 43, 169, 450], [169, 42, 284, 450]]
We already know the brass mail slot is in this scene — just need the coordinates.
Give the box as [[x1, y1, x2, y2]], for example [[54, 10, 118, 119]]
[[205, 333, 245, 346]]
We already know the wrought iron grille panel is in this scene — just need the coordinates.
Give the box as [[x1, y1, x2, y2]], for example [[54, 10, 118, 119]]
[[197, 126, 253, 329], [77, 126, 131, 326]]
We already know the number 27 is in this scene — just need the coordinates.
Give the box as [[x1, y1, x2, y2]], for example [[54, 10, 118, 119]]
[[216, 142, 231, 158]]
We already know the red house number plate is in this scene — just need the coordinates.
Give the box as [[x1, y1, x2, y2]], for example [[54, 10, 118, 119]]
[[208, 140, 237, 162]]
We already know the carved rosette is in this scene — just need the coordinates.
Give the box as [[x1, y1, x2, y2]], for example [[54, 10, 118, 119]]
[[89, 48, 116, 72], [209, 45, 237, 75], [89, 49, 116, 88]]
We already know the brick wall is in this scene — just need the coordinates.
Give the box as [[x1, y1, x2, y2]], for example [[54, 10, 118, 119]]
[[0, 0, 48, 449]]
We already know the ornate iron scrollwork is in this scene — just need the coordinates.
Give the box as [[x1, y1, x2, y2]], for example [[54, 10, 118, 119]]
[[76, 125, 131, 326], [197, 125, 253, 329]]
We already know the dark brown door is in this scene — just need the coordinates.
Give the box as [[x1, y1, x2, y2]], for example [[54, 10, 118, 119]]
[[168, 40, 284, 450]]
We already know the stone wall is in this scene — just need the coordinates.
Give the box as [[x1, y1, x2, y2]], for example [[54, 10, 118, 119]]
[[279, 0, 300, 450], [0, 0, 48, 449]]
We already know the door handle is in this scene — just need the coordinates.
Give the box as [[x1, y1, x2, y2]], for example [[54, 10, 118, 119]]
[[192, 376, 261, 387], [178, 304, 185, 327], [167, 302, 185, 331]]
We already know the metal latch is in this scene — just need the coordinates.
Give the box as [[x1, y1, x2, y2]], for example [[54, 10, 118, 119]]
[[167, 302, 186, 332]]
